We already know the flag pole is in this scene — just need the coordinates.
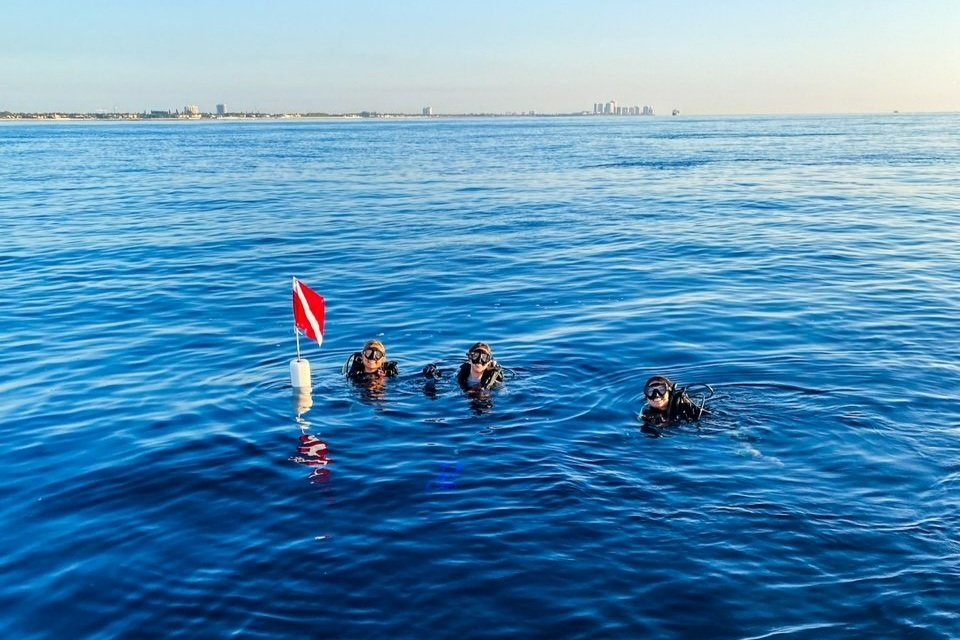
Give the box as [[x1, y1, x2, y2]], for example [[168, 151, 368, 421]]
[[293, 276, 302, 362]]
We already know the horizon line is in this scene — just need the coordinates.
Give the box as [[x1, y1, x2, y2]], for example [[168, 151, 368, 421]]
[[3, 109, 956, 121]]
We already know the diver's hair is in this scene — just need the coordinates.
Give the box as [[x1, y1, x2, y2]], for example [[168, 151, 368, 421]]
[[468, 341, 492, 355], [644, 375, 674, 391], [364, 339, 386, 354]]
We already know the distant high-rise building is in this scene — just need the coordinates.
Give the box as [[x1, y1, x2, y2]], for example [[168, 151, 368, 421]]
[[592, 99, 655, 116], [422, 106, 433, 116], [216, 103, 227, 115], [184, 105, 200, 116]]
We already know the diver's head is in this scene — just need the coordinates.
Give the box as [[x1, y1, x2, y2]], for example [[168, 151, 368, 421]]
[[467, 342, 493, 373], [361, 339, 386, 372], [644, 375, 673, 411]]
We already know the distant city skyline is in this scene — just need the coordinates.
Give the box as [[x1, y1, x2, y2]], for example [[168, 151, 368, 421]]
[[3, 1, 959, 115]]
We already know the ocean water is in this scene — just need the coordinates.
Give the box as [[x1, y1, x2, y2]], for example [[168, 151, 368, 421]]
[[1, 114, 959, 639]]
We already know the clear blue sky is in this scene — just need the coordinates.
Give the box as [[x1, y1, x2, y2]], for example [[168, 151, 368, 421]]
[[3, 0, 958, 114]]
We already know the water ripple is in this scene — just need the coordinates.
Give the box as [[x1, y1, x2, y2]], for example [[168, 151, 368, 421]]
[[2, 114, 960, 638]]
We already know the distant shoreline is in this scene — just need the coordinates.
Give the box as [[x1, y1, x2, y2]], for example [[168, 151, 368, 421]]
[[2, 110, 950, 123], [0, 111, 658, 122]]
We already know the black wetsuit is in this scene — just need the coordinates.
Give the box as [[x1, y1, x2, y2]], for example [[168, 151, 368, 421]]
[[641, 388, 704, 427], [344, 352, 399, 382], [456, 362, 504, 391]]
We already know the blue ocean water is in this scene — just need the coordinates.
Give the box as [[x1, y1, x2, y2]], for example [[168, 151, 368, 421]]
[[1, 114, 959, 639]]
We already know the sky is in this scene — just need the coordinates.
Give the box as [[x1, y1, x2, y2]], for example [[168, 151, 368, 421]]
[[2, 0, 958, 115]]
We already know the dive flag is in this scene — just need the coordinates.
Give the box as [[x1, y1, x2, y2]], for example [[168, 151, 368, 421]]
[[292, 278, 326, 347]]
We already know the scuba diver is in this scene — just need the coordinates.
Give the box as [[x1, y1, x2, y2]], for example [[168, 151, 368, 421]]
[[422, 342, 504, 416], [343, 339, 399, 382], [457, 341, 504, 391], [422, 341, 504, 391], [640, 375, 713, 434]]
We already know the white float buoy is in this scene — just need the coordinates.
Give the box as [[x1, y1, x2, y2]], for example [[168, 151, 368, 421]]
[[290, 357, 312, 391]]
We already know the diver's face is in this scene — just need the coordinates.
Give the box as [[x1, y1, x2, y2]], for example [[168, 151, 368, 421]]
[[648, 392, 670, 411], [468, 348, 491, 375], [645, 381, 671, 410], [362, 346, 384, 372]]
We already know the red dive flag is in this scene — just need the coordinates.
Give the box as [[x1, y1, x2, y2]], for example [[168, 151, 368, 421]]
[[292, 278, 326, 347]]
